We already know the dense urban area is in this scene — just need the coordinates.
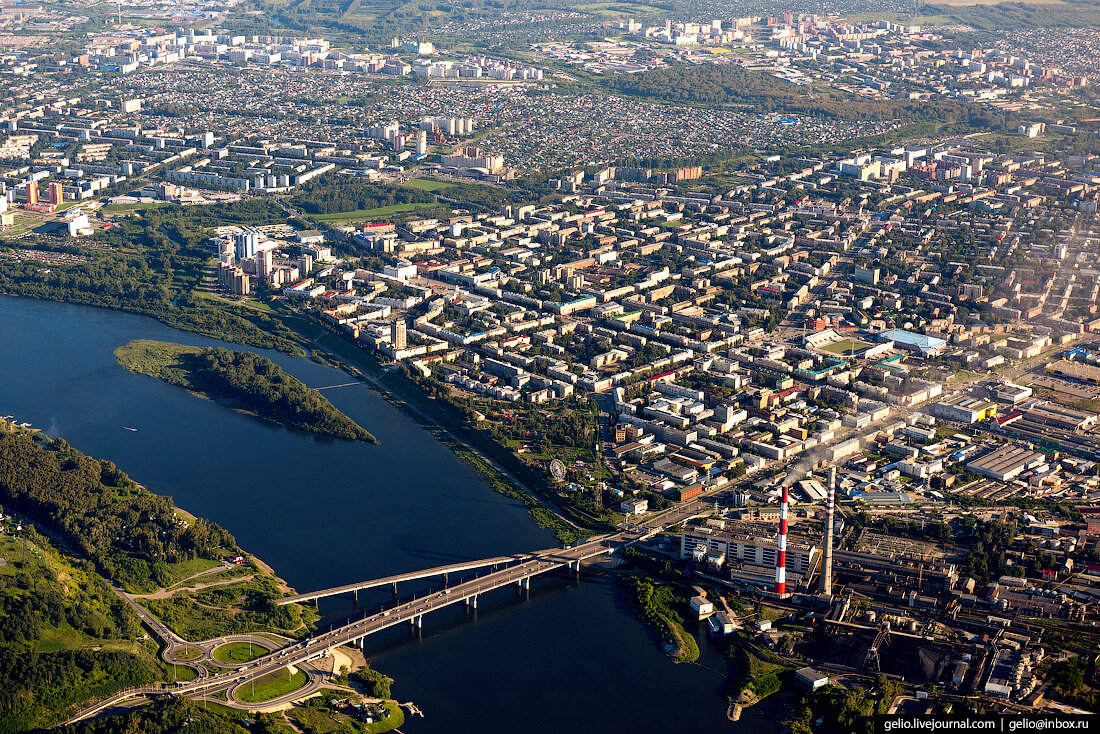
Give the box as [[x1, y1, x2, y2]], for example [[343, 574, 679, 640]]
[[2, 0, 1100, 730]]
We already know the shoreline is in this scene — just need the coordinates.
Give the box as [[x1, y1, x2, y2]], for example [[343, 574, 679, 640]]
[[299, 316, 600, 542], [2, 292, 590, 541]]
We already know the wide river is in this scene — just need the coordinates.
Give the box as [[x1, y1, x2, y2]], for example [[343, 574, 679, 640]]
[[1, 295, 788, 733]]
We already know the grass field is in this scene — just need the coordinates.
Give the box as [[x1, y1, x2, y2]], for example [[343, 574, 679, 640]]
[[311, 203, 435, 223], [99, 202, 172, 214], [404, 178, 453, 191], [172, 646, 202, 661], [235, 668, 308, 703], [821, 339, 873, 356], [161, 556, 225, 588], [572, 1, 665, 18], [212, 641, 271, 665]]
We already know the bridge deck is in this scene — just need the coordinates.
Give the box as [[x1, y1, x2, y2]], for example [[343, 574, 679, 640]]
[[277, 554, 531, 605], [168, 539, 616, 702]]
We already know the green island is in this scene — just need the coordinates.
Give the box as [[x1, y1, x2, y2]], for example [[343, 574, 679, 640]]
[[114, 340, 376, 443], [212, 641, 271, 665]]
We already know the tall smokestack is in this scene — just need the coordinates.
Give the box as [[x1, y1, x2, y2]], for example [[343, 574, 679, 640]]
[[821, 466, 836, 595], [775, 483, 789, 595]]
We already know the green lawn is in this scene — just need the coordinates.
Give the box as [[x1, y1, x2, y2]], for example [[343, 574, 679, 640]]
[[167, 663, 199, 683], [365, 702, 405, 733], [212, 641, 271, 665], [821, 339, 873, 356], [99, 202, 171, 214], [172, 646, 202, 661], [311, 203, 435, 223], [162, 556, 225, 588], [404, 178, 453, 191], [236, 668, 308, 703]]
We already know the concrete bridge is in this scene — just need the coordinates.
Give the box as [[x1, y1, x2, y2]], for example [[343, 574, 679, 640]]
[[148, 535, 624, 700], [66, 496, 714, 725], [276, 553, 536, 606]]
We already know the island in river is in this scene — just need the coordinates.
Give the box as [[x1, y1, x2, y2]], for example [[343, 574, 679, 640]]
[[115, 339, 376, 443]]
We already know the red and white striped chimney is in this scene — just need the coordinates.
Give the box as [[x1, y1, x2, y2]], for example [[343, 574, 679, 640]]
[[821, 466, 836, 595], [775, 483, 789, 595]]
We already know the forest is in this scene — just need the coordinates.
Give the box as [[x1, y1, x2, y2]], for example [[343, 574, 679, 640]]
[[115, 341, 376, 442], [290, 174, 435, 215], [0, 431, 238, 593], [0, 525, 169, 733], [54, 697, 289, 734]]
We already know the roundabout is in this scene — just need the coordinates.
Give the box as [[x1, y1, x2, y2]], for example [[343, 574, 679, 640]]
[[211, 640, 272, 666]]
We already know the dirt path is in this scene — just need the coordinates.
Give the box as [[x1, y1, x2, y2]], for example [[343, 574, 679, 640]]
[[133, 574, 255, 600]]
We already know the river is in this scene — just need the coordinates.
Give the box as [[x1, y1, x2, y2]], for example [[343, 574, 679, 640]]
[[0, 295, 787, 733]]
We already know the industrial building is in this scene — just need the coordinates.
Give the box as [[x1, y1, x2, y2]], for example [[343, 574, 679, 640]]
[[966, 445, 1046, 482], [933, 395, 998, 424], [1022, 402, 1097, 431], [795, 667, 830, 691], [680, 522, 819, 586], [1045, 359, 1100, 385]]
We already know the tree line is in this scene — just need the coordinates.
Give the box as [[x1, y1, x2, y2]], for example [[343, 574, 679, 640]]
[[603, 62, 998, 126], [0, 526, 166, 732], [0, 214, 301, 354], [290, 174, 434, 215], [188, 347, 376, 442], [0, 432, 237, 592]]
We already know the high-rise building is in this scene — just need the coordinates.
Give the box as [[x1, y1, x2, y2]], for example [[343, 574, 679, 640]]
[[297, 253, 313, 276], [236, 231, 260, 260], [25, 181, 36, 206], [393, 320, 407, 350], [255, 249, 272, 278], [48, 182, 63, 206], [230, 267, 251, 295]]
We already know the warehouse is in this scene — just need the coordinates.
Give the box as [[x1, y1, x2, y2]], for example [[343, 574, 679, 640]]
[[1045, 359, 1100, 386], [1022, 402, 1098, 432], [966, 445, 1046, 482], [934, 395, 998, 424]]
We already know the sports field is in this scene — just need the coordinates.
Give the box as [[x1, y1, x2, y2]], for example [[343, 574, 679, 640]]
[[821, 339, 873, 356]]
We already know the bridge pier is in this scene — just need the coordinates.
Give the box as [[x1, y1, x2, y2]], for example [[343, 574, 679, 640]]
[[391, 582, 398, 599], [352, 589, 358, 607], [410, 615, 423, 629], [443, 572, 448, 588], [515, 577, 529, 590], [465, 595, 478, 609]]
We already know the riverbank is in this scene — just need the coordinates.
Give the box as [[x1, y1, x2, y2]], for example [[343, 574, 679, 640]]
[[1, 294, 770, 734], [285, 313, 600, 544], [114, 339, 376, 443]]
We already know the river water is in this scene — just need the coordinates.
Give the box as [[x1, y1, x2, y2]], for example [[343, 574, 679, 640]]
[[0, 295, 786, 733]]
